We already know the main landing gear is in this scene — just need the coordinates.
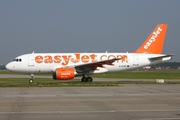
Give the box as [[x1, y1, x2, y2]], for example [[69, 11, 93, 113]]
[[29, 73, 34, 83], [81, 76, 93, 82], [28, 73, 93, 83]]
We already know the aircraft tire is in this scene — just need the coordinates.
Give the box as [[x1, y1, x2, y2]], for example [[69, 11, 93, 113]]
[[87, 77, 93, 82], [81, 77, 87, 82]]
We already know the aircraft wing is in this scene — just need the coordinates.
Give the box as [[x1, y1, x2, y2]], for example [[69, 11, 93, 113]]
[[69, 58, 120, 73]]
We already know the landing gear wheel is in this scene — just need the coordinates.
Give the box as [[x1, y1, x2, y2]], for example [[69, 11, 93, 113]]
[[29, 73, 34, 83], [87, 77, 93, 82], [29, 79, 34, 83], [81, 77, 93, 82], [81, 77, 87, 82]]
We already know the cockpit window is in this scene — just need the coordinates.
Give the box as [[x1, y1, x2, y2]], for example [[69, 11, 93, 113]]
[[13, 58, 22, 62]]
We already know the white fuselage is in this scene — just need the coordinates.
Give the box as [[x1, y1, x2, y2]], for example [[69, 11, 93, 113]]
[[6, 53, 170, 74]]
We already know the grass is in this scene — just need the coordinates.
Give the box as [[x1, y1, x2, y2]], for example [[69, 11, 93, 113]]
[[0, 81, 121, 87], [1, 69, 180, 79], [0, 69, 180, 87], [92, 69, 180, 79], [0, 80, 180, 87], [0, 77, 159, 87]]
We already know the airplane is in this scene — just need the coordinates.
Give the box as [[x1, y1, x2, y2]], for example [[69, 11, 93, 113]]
[[6, 24, 174, 83]]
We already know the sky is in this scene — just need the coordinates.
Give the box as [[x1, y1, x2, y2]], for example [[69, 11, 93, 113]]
[[0, 0, 180, 64]]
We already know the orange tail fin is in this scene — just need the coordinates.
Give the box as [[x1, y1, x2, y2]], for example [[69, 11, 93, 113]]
[[134, 24, 168, 54]]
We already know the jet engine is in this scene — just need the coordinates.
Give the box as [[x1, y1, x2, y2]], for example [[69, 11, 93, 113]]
[[53, 68, 76, 80]]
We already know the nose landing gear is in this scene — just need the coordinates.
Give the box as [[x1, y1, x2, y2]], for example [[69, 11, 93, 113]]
[[29, 73, 34, 83]]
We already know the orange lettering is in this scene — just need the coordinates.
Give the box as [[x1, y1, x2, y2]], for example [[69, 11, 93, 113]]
[[100, 55, 107, 60], [108, 55, 116, 59], [54, 55, 61, 63], [71, 54, 80, 63], [62, 55, 71, 66], [34, 54, 128, 65], [44, 55, 53, 63], [81, 55, 89, 63], [90, 54, 97, 62], [121, 55, 128, 63], [35, 55, 43, 63], [116, 55, 128, 63]]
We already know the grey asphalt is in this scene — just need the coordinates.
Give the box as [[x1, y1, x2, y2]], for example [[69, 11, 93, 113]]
[[0, 84, 180, 120]]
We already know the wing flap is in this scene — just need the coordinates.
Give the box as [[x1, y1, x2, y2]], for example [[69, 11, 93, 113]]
[[75, 58, 120, 68]]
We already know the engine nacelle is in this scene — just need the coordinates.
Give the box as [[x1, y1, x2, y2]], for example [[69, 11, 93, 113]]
[[53, 68, 75, 80]]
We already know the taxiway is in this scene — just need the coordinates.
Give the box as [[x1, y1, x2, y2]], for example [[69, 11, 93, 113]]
[[0, 84, 180, 120]]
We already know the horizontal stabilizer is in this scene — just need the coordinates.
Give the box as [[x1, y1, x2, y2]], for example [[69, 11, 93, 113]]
[[148, 54, 174, 61]]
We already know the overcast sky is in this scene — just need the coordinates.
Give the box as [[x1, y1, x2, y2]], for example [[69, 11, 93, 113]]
[[0, 0, 180, 64]]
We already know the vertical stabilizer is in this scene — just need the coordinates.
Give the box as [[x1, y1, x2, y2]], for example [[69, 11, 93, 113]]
[[134, 24, 168, 54]]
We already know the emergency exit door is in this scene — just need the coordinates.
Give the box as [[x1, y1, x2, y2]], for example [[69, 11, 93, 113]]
[[28, 55, 34, 66], [133, 55, 139, 66]]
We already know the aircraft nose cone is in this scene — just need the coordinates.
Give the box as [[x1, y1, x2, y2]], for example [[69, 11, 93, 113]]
[[6, 63, 10, 70], [6, 63, 13, 71]]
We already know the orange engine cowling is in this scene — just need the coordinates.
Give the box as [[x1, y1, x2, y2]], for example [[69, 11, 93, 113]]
[[53, 68, 75, 80]]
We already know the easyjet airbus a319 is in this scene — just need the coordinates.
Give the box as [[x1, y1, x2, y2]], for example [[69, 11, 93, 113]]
[[6, 24, 174, 83]]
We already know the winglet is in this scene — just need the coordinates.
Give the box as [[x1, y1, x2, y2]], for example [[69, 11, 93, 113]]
[[134, 24, 168, 54]]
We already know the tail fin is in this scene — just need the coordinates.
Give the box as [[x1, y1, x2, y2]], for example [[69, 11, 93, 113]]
[[134, 24, 168, 54]]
